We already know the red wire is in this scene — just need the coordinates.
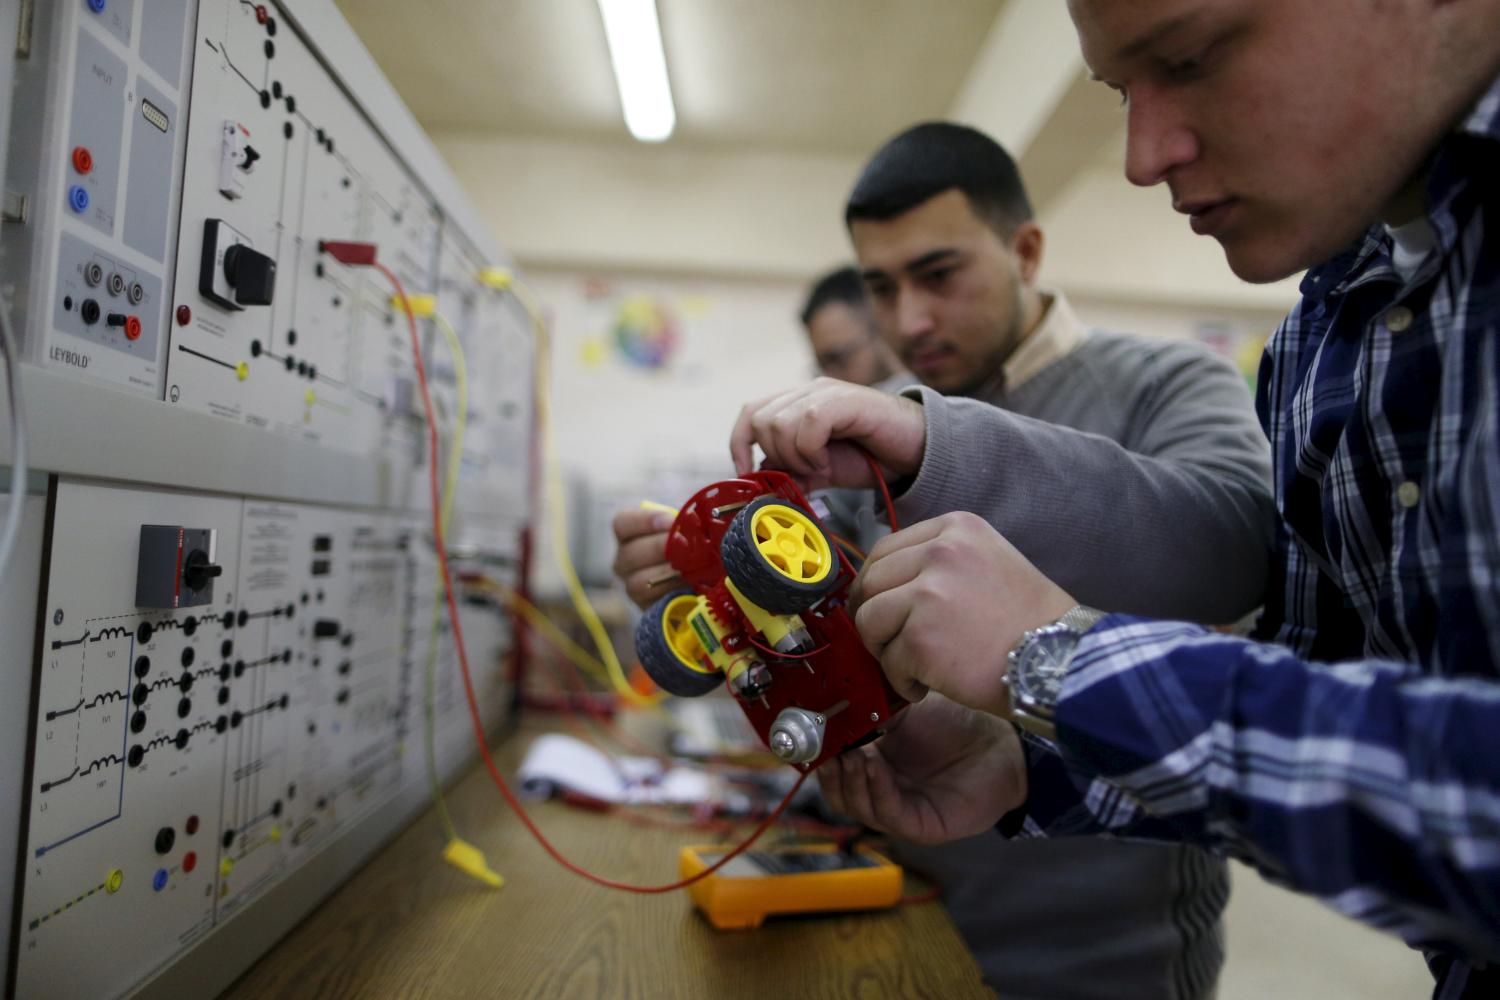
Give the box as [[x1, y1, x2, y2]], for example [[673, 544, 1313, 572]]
[[743, 632, 830, 661], [861, 448, 900, 532], [526, 620, 675, 764], [827, 531, 867, 563], [376, 261, 813, 893], [478, 583, 739, 766]]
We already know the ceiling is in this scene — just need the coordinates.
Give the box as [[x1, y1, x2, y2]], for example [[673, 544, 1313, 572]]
[[329, 1, 1294, 309], [333, 0, 1005, 152]]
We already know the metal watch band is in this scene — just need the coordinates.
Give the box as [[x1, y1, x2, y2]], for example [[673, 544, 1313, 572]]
[[1003, 605, 1106, 739], [1056, 604, 1107, 635]]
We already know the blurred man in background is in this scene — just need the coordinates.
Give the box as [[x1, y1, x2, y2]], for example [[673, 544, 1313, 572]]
[[801, 265, 905, 388]]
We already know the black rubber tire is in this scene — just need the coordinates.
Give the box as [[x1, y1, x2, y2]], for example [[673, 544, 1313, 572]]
[[721, 497, 841, 614], [635, 589, 723, 697]]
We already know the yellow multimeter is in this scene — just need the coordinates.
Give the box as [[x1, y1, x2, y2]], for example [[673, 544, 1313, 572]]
[[679, 843, 904, 929]]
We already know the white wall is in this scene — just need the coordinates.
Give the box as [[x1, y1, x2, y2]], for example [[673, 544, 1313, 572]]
[[1041, 163, 1304, 311], [529, 266, 812, 483], [522, 266, 816, 595]]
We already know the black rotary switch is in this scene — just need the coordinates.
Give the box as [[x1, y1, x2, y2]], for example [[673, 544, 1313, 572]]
[[223, 244, 277, 306], [181, 548, 224, 595], [137, 526, 221, 609]]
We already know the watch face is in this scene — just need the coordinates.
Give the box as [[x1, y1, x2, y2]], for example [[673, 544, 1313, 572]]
[[1014, 626, 1077, 705]]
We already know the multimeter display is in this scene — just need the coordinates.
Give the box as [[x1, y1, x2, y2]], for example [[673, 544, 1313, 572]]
[[680, 844, 904, 929], [695, 849, 882, 877]]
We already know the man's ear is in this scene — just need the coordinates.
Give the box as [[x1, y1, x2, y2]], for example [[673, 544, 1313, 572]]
[[1009, 221, 1045, 286]]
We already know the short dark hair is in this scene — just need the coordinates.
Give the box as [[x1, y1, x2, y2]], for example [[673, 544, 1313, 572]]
[[845, 121, 1033, 236], [799, 265, 872, 328]]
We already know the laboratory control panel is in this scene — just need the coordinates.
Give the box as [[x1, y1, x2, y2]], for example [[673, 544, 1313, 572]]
[[1, 2, 536, 997]]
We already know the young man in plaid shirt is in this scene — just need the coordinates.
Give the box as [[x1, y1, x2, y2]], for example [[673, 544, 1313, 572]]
[[731, 1, 1500, 995]]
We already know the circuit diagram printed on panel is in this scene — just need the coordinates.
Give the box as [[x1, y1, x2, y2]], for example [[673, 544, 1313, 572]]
[[2, 1, 535, 998], [213, 504, 416, 919], [167, 0, 438, 460], [18, 485, 243, 1000], [14, 483, 438, 999]]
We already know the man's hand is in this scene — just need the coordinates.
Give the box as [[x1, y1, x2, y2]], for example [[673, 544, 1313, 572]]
[[819, 695, 1026, 843], [851, 511, 1076, 715], [728, 377, 927, 490], [611, 508, 676, 610]]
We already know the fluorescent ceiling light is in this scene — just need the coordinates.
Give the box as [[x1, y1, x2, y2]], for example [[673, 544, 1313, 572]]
[[597, 0, 676, 142]]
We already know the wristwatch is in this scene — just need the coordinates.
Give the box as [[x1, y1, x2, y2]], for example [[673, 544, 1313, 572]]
[[1002, 605, 1106, 739]]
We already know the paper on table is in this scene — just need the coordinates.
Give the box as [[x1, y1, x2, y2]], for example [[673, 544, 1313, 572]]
[[517, 733, 716, 805]]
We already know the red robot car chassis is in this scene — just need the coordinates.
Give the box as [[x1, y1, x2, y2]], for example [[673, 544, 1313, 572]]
[[634, 471, 905, 770]]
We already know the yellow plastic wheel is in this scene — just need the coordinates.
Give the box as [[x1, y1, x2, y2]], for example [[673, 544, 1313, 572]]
[[750, 503, 834, 585], [635, 590, 723, 697], [722, 498, 842, 614], [661, 594, 708, 668]]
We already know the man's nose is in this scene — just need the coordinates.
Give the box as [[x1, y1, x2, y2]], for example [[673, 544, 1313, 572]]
[[1123, 86, 1201, 189], [895, 290, 935, 339]]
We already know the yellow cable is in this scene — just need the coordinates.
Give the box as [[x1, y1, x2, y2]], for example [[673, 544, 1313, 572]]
[[467, 577, 611, 684], [422, 309, 467, 840], [419, 305, 502, 890], [488, 268, 663, 707], [465, 572, 768, 757], [431, 310, 467, 533]]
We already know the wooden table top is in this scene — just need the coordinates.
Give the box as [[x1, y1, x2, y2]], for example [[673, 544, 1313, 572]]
[[220, 725, 993, 999]]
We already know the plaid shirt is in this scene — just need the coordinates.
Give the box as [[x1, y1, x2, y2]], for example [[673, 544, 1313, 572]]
[[1021, 72, 1500, 996]]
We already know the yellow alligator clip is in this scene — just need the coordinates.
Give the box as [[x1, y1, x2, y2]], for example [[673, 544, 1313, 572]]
[[443, 837, 505, 889]]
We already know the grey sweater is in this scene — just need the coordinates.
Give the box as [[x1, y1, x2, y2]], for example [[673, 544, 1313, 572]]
[[899, 331, 1274, 622], [851, 325, 1274, 1000]]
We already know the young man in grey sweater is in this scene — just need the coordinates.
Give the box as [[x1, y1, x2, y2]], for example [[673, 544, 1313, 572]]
[[616, 122, 1274, 999]]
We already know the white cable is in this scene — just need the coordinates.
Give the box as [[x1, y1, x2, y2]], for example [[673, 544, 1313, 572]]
[[0, 298, 28, 585]]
